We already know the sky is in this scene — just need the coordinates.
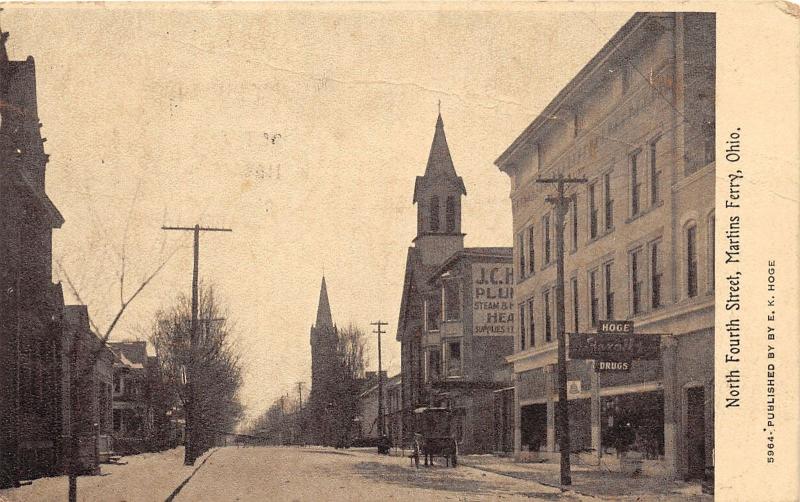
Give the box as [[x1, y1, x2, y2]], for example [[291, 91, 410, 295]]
[[4, 4, 631, 421]]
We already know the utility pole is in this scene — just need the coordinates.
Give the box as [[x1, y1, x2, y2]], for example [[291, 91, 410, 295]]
[[371, 320, 388, 437], [536, 175, 586, 486], [162, 224, 232, 465], [297, 382, 304, 410]]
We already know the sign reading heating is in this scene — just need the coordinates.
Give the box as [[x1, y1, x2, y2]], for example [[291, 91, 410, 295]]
[[472, 263, 514, 336]]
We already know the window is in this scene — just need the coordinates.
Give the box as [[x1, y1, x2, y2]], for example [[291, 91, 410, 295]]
[[631, 151, 641, 217], [604, 261, 615, 320], [604, 173, 613, 231], [687, 225, 698, 298], [589, 270, 599, 328], [571, 278, 579, 331], [631, 248, 644, 315], [443, 280, 461, 321], [708, 214, 715, 292], [544, 290, 553, 343], [651, 240, 663, 309], [543, 214, 552, 265], [426, 293, 441, 331], [429, 196, 440, 232], [445, 196, 456, 233], [519, 303, 526, 351], [428, 349, 440, 382], [447, 341, 462, 377], [527, 226, 536, 275], [518, 232, 526, 278], [703, 120, 715, 165], [528, 297, 536, 347], [650, 138, 661, 206], [570, 196, 578, 252], [588, 183, 598, 239]]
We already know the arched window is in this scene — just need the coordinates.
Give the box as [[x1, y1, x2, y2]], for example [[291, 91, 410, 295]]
[[429, 196, 440, 232], [445, 196, 456, 233], [686, 223, 698, 298]]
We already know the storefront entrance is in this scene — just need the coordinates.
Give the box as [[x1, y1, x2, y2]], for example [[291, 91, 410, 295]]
[[520, 404, 547, 452], [685, 386, 706, 479]]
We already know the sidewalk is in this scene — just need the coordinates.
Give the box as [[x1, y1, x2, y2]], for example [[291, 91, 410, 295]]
[[459, 455, 711, 501]]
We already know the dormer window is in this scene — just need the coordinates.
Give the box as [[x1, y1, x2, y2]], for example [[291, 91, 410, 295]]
[[429, 196, 440, 232]]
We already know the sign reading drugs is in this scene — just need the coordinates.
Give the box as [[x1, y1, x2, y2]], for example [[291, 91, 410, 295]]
[[472, 263, 514, 336], [568, 332, 661, 362]]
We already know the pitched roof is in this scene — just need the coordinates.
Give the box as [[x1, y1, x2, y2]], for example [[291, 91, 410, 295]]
[[315, 276, 333, 328]]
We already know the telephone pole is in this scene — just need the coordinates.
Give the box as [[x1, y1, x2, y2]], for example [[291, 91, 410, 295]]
[[162, 224, 232, 465], [371, 320, 388, 437], [297, 382, 304, 410], [536, 175, 586, 486]]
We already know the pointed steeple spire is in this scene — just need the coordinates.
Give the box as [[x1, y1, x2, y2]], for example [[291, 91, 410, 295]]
[[423, 112, 459, 179], [315, 276, 333, 328]]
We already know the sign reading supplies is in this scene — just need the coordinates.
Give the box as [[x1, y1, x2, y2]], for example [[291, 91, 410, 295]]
[[472, 263, 514, 336]]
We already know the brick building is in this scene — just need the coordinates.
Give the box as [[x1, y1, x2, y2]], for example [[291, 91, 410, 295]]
[[0, 29, 67, 487], [495, 12, 714, 479]]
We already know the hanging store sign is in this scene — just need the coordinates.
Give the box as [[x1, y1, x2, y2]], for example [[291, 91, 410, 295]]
[[567, 332, 661, 362], [471, 263, 515, 336], [594, 360, 631, 372]]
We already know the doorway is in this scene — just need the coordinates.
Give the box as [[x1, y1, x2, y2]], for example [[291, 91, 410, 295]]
[[685, 386, 706, 479]]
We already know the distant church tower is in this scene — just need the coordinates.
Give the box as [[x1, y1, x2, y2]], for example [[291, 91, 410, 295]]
[[412, 112, 467, 265], [309, 276, 337, 403]]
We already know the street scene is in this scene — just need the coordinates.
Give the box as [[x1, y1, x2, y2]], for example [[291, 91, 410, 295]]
[[0, 6, 715, 502]]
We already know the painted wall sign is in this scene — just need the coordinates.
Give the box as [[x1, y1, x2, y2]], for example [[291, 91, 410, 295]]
[[472, 263, 514, 336]]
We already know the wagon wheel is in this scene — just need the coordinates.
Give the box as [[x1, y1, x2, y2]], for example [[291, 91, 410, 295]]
[[450, 439, 458, 468]]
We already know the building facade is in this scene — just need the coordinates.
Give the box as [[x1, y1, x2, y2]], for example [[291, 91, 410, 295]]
[[495, 12, 714, 479], [109, 341, 157, 454], [0, 30, 67, 487], [397, 113, 516, 454]]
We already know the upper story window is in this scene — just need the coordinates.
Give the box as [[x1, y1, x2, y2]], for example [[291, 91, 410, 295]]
[[519, 302, 526, 351], [429, 196, 440, 232], [589, 269, 599, 328], [570, 196, 578, 252], [651, 239, 663, 309], [571, 277, 579, 331], [630, 151, 642, 217], [518, 231, 526, 278], [650, 137, 661, 206], [527, 297, 535, 347], [604, 261, 615, 320], [426, 292, 441, 331], [446, 341, 462, 377], [604, 172, 614, 231], [588, 182, 598, 240], [443, 279, 461, 321], [445, 196, 456, 233], [703, 120, 715, 166], [631, 247, 644, 315], [686, 224, 698, 298], [543, 213, 552, 265], [543, 289, 553, 343], [527, 226, 536, 276]]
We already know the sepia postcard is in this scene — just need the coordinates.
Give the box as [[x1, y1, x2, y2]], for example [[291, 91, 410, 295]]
[[0, 1, 797, 501]]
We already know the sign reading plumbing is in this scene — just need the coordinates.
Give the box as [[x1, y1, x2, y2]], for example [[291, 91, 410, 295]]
[[472, 263, 514, 336]]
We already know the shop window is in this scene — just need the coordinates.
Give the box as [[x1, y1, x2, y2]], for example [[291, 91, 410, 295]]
[[543, 290, 553, 343], [446, 341, 462, 377], [604, 261, 614, 320], [631, 247, 644, 315], [426, 293, 441, 331], [445, 196, 456, 233], [429, 196, 440, 232], [601, 392, 664, 459], [603, 172, 613, 231], [687, 225, 698, 298], [519, 303, 526, 351], [443, 280, 461, 321], [527, 297, 536, 347]]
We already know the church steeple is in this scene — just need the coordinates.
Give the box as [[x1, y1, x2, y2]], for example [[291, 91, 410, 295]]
[[314, 276, 333, 328], [411, 111, 466, 265]]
